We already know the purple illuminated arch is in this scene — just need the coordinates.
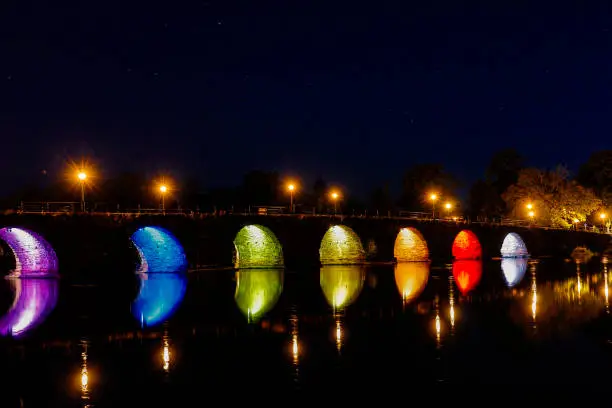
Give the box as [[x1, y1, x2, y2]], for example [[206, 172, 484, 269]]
[[0, 278, 59, 338], [0, 227, 58, 276]]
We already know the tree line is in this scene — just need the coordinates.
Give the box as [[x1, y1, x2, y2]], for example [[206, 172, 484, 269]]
[[2, 149, 612, 227]]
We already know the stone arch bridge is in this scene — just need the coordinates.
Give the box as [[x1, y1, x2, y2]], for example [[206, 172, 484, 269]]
[[0, 214, 609, 279]]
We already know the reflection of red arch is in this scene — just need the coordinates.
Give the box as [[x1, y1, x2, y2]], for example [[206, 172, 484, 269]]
[[452, 260, 482, 295], [452, 230, 482, 260]]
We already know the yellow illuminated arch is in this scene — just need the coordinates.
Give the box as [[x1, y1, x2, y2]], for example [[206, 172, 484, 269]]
[[233, 225, 284, 268], [319, 225, 365, 265], [394, 227, 429, 262]]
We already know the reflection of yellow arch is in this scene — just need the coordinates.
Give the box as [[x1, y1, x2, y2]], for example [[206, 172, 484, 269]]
[[394, 262, 430, 304], [235, 269, 284, 323], [394, 228, 429, 262], [233, 225, 284, 268], [320, 265, 365, 310], [319, 225, 365, 265]]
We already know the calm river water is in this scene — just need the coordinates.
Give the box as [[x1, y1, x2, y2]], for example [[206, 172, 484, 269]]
[[1, 259, 611, 404]]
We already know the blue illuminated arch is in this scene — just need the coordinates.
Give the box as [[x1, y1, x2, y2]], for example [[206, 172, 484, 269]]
[[132, 272, 187, 327], [130, 226, 188, 273]]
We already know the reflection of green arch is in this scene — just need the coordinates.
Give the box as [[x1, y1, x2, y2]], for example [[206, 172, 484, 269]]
[[233, 225, 284, 268], [319, 225, 365, 265], [235, 269, 284, 323], [320, 265, 365, 310]]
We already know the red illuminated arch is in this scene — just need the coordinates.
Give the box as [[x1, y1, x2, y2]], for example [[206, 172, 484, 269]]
[[452, 230, 482, 260], [452, 260, 482, 295]]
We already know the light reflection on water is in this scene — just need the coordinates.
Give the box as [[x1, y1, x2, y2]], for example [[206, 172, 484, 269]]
[[1, 259, 612, 402]]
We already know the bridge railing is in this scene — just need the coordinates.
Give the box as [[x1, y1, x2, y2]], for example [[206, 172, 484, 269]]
[[11, 201, 611, 235]]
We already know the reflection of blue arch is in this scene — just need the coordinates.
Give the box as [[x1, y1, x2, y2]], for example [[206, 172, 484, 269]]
[[500, 233, 529, 258], [0, 278, 59, 338], [130, 227, 188, 272], [132, 273, 187, 327], [501, 258, 528, 287]]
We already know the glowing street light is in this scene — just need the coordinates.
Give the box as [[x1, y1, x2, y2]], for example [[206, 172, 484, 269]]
[[330, 190, 340, 214], [77, 171, 87, 212], [287, 183, 296, 213], [600, 212, 608, 231], [159, 184, 168, 213], [528, 210, 535, 220], [444, 202, 452, 218], [429, 193, 438, 219], [526, 203, 533, 210]]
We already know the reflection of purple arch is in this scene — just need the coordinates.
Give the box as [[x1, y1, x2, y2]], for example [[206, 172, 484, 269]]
[[0, 278, 59, 338], [0, 227, 59, 276]]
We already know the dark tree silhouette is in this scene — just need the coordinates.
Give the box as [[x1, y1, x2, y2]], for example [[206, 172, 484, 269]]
[[398, 163, 458, 211], [577, 150, 612, 204]]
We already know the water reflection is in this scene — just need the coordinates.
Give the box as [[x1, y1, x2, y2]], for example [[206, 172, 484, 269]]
[[501, 258, 528, 287], [132, 272, 187, 328], [235, 269, 284, 323], [0, 278, 58, 337], [452, 260, 482, 295], [80, 338, 90, 407], [394, 262, 430, 305], [320, 265, 365, 310]]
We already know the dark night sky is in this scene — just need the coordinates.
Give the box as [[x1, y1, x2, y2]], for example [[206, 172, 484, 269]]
[[1, 1, 611, 198]]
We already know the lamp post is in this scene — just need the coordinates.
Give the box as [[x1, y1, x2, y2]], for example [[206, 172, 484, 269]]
[[600, 213, 607, 232], [287, 183, 295, 213], [330, 191, 340, 215], [159, 185, 168, 213], [429, 193, 438, 219], [528, 210, 535, 224], [77, 171, 87, 212], [444, 202, 452, 218]]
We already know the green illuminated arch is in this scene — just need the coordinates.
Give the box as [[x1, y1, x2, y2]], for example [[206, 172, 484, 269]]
[[233, 225, 284, 268], [319, 225, 365, 265], [235, 269, 284, 323], [320, 265, 365, 310]]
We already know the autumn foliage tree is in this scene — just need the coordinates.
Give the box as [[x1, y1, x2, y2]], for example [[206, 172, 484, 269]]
[[503, 166, 602, 228]]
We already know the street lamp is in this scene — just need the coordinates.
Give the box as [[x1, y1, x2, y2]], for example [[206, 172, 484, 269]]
[[600, 213, 607, 231], [287, 183, 296, 213], [159, 184, 168, 213], [330, 191, 340, 214], [444, 202, 452, 218], [429, 193, 438, 219], [528, 210, 535, 222], [526, 203, 533, 210], [77, 171, 87, 212]]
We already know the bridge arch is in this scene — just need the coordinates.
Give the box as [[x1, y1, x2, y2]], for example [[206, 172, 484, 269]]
[[394, 227, 429, 262], [233, 225, 284, 269], [0, 227, 58, 276], [130, 226, 188, 273], [452, 230, 482, 260], [500, 232, 529, 258], [320, 225, 365, 265]]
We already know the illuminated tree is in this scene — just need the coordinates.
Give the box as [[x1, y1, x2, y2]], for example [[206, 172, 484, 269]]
[[503, 166, 602, 228]]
